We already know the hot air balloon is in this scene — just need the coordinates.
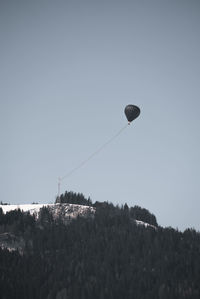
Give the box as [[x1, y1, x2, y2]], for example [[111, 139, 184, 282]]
[[124, 104, 140, 124]]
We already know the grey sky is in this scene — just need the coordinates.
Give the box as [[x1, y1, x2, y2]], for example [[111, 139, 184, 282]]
[[0, 0, 200, 231]]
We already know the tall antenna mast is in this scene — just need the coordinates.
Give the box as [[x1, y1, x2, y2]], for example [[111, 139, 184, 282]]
[[57, 177, 61, 198]]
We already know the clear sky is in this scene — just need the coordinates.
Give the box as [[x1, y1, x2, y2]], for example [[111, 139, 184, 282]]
[[1, 0, 200, 231]]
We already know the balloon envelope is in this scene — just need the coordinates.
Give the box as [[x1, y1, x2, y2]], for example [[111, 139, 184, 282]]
[[124, 105, 140, 122]]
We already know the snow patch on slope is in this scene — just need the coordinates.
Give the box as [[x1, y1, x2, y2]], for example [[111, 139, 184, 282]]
[[0, 233, 25, 253], [135, 219, 157, 229], [0, 204, 155, 228], [0, 204, 54, 215], [0, 203, 95, 220]]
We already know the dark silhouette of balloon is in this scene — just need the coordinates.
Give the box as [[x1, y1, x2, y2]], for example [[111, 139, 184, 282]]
[[124, 105, 140, 123]]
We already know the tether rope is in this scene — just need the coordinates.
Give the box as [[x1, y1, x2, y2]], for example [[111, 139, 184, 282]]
[[57, 123, 129, 196]]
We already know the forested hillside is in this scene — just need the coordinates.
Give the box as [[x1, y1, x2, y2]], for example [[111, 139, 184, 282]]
[[0, 192, 200, 299]]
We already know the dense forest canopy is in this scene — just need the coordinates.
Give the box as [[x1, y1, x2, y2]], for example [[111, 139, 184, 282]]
[[56, 191, 93, 206], [55, 191, 157, 226], [0, 191, 200, 299]]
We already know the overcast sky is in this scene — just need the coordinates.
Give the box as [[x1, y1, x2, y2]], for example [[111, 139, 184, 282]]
[[1, 0, 200, 231]]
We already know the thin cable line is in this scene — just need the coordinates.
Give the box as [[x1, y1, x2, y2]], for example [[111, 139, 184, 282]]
[[60, 123, 129, 182]]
